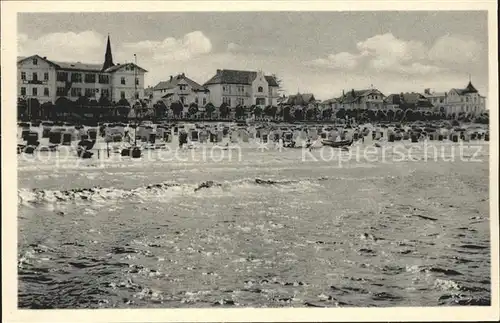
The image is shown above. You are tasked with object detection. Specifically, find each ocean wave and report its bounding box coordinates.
[18,177,330,206]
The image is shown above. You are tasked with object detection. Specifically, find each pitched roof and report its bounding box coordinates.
[463,81,478,94]
[385,92,433,107]
[52,61,103,72]
[339,89,373,104]
[203,69,279,86]
[265,75,279,87]
[153,74,206,91]
[17,55,59,67]
[286,93,316,105]
[104,62,148,73]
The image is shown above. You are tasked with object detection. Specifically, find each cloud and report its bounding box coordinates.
[303,32,482,76]
[122,31,212,61]
[18,30,105,63]
[356,33,427,62]
[304,52,360,70]
[428,34,482,64]
[227,42,243,52]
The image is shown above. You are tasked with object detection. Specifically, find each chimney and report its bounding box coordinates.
[216,69,221,74]
[43,56,47,59]
[424,88,430,95]
[182,72,185,76]
[351,89,355,97]
[342,90,345,96]
[170,75,173,81]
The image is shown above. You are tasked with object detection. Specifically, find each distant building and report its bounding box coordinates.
[422,89,447,112]
[17,35,147,105]
[286,93,317,107]
[337,88,385,110]
[444,81,486,117]
[319,97,341,111]
[152,73,210,116]
[384,92,434,110]
[203,69,280,108]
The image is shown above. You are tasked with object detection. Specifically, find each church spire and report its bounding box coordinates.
[102,34,115,71]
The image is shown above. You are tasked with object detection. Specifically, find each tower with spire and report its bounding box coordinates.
[102,34,115,71]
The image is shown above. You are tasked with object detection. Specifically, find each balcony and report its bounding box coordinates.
[23,80,46,85]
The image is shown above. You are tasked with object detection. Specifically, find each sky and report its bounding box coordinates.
[18,11,489,100]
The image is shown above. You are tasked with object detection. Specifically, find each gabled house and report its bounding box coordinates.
[285,93,317,107]
[203,69,280,108]
[337,88,385,110]
[152,73,210,115]
[384,92,434,110]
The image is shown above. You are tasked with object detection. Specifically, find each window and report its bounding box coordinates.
[21,72,26,80]
[32,88,37,96]
[203,98,207,105]
[85,88,96,97]
[44,72,49,81]
[460,98,463,102]
[70,88,82,97]
[33,58,38,65]
[135,78,139,86]
[57,72,68,82]
[21,87,26,95]
[98,74,109,84]
[120,91,125,99]
[44,88,49,96]
[56,87,66,96]
[32,72,38,81]
[180,96,186,104]
[71,73,82,83]
[237,98,244,105]
[195,97,199,104]
[101,89,110,98]
[258,86,263,92]
[135,92,139,99]
[179,84,186,90]
[121,77,126,85]
[256,97,265,105]
[84,74,96,83]
[466,97,469,102]
[223,85,230,93]
[223,97,231,105]
[440,98,444,103]
[237,85,244,93]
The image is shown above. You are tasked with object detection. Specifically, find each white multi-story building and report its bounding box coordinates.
[203,69,280,108]
[17,35,147,105]
[444,81,486,117]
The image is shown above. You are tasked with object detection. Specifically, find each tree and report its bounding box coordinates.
[336,108,346,120]
[235,105,245,119]
[387,110,395,122]
[294,107,304,121]
[75,95,90,107]
[322,108,333,120]
[219,103,230,119]
[155,100,168,118]
[55,97,75,120]
[27,98,41,120]
[282,106,292,122]
[271,74,285,97]
[170,101,184,118]
[17,97,27,120]
[204,102,216,118]
[253,105,263,118]
[99,95,112,107]
[306,108,315,120]
[40,101,54,120]
[188,102,199,117]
